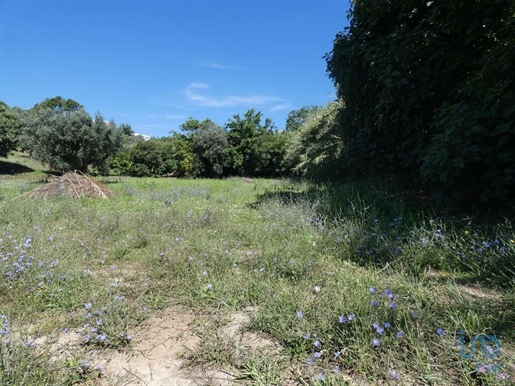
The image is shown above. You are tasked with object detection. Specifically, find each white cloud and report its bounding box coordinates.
[146,113,186,120]
[196,60,244,70]
[163,113,186,120]
[189,82,210,89]
[184,83,285,108]
[270,103,292,112]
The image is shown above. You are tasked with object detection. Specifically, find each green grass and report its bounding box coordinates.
[0,153,514,385]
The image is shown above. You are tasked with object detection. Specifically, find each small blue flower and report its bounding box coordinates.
[339,315,347,324]
[373,338,380,347]
[317,373,325,381]
[348,314,355,321]
[384,322,391,329]
[296,311,303,319]
[302,333,310,340]
[313,351,322,359]
[369,287,376,293]
[206,284,213,290]
[436,328,445,336]
[84,302,92,310]
[390,302,397,309]
[396,331,404,339]
[371,301,379,307]
[79,360,90,369]
[314,340,321,348]
[306,357,314,365]
[389,369,399,379]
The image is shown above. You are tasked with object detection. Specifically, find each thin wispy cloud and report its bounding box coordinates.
[189,82,210,89]
[270,103,292,112]
[164,113,186,120]
[196,60,244,70]
[146,113,186,120]
[184,83,285,108]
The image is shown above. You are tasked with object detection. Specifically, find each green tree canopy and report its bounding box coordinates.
[325,0,515,202]
[285,105,322,132]
[285,100,344,179]
[0,102,22,158]
[21,97,125,173]
[186,118,229,177]
[225,109,279,177]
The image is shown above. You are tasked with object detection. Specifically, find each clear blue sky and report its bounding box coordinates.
[0,0,350,137]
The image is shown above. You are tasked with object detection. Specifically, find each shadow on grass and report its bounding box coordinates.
[248,188,309,210]
[252,182,515,290]
[0,159,35,175]
[445,290,515,341]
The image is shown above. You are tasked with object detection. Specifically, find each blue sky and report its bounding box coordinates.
[0,0,350,137]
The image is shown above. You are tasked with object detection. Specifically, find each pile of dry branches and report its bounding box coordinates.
[18,171,116,199]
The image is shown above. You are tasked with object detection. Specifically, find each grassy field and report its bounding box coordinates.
[1,153,514,385]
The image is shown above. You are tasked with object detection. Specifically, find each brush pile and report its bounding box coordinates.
[18,171,116,199]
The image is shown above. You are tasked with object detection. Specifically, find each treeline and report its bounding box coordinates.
[110,110,292,178]
[0,96,330,179]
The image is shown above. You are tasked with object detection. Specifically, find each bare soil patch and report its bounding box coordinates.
[92,305,277,386]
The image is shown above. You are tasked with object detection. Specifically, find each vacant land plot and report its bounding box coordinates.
[1,155,514,385]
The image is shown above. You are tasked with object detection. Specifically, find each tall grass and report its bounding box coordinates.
[0,162,514,384]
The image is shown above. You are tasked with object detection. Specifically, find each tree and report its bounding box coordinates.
[128,140,165,176]
[285,100,344,179]
[0,102,22,158]
[285,106,322,132]
[325,0,515,202]
[32,96,82,114]
[179,118,229,177]
[118,123,134,137]
[21,97,124,173]
[225,109,279,177]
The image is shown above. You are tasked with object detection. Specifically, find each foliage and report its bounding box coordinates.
[181,118,229,177]
[285,105,322,132]
[225,109,286,177]
[0,102,22,158]
[19,97,125,173]
[325,0,515,203]
[285,100,344,179]
[128,140,165,177]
